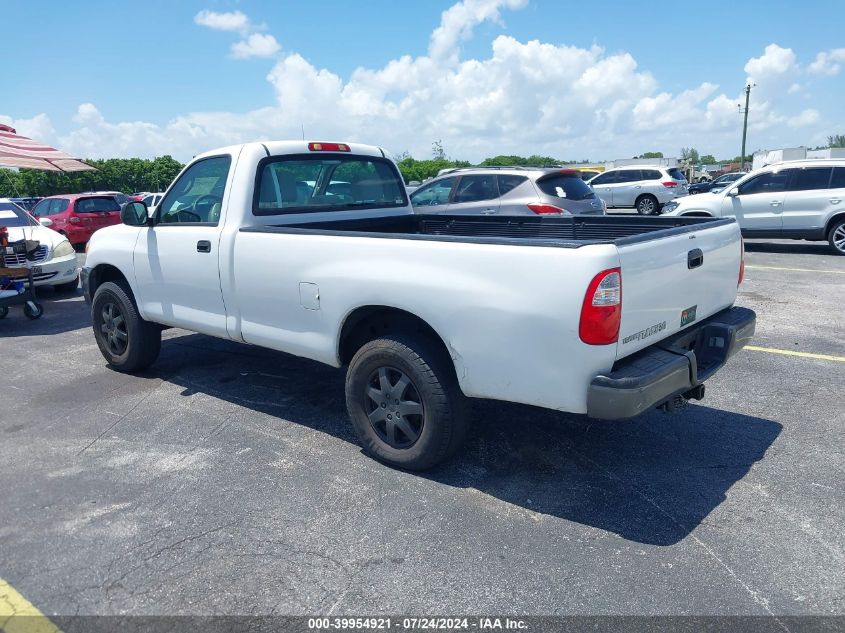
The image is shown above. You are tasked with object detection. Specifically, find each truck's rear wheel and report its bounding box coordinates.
[92,281,161,372]
[345,334,469,470]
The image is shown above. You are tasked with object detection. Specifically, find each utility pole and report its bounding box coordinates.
[738,84,753,169]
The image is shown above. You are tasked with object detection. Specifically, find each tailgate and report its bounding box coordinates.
[615,220,742,360]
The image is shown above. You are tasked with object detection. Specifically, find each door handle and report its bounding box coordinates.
[196,240,211,253]
[481,209,496,215]
[831,199,841,204]
[770,201,781,206]
[688,248,704,269]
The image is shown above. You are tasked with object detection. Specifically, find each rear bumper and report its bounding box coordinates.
[587,306,756,419]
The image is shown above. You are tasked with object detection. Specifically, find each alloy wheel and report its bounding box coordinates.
[365,366,425,449]
[833,224,845,254]
[100,301,128,355]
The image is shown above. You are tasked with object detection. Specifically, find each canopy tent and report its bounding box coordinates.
[0,124,95,172]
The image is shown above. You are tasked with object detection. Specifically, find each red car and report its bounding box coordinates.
[30,194,122,246]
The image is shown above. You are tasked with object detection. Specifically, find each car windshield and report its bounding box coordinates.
[0,202,37,227]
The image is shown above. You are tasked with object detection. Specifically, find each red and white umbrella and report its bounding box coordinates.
[0,123,95,172]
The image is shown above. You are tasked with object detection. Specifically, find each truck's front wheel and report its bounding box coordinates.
[345,334,469,470]
[92,281,161,372]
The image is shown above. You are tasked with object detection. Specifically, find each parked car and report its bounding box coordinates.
[0,200,79,291]
[83,140,754,470]
[660,160,845,254]
[141,192,164,209]
[587,166,689,215]
[688,172,747,195]
[7,197,42,212]
[30,194,123,246]
[579,169,602,181]
[410,167,605,216]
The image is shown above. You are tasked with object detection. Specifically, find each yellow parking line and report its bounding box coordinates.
[745,265,845,274]
[0,577,61,633]
[746,346,845,362]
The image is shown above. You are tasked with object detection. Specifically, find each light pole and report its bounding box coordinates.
[738,84,753,169]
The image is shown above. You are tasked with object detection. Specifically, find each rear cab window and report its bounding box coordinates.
[536,173,596,200]
[255,155,407,215]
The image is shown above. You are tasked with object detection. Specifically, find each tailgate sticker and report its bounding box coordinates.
[681,305,698,327]
[622,321,667,345]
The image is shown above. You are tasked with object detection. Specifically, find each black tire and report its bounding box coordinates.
[92,280,161,371]
[636,195,659,215]
[54,276,79,293]
[828,217,845,255]
[345,334,469,470]
[0,306,8,319]
[23,301,43,320]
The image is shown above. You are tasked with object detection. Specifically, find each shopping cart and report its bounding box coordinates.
[0,237,44,320]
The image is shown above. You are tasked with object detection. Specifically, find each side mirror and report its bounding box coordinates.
[38,217,53,227]
[727,187,739,197]
[121,201,150,226]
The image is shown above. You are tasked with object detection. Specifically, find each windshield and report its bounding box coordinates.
[0,202,37,228]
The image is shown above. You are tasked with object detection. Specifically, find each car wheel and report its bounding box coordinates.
[345,334,469,470]
[92,280,161,371]
[54,276,79,293]
[636,195,659,215]
[23,301,43,320]
[829,217,845,255]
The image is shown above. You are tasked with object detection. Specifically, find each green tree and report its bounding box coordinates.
[431,140,446,160]
[638,151,663,159]
[680,147,700,164]
[828,134,845,148]
[700,154,717,164]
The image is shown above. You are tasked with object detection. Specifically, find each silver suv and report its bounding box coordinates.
[409,167,606,216]
[587,166,689,215]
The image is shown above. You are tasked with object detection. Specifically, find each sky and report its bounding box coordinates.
[3,0,844,163]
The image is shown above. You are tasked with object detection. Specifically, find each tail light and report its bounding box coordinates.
[308,142,350,152]
[738,238,745,286]
[662,181,678,188]
[579,268,622,345]
[527,203,570,215]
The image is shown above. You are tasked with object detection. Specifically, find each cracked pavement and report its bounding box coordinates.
[0,244,843,616]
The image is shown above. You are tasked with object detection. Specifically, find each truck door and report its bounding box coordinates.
[132,155,232,338]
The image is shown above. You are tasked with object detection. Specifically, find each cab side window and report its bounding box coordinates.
[157,156,232,225]
[790,168,833,191]
[831,167,845,189]
[453,175,499,203]
[591,172,618,185]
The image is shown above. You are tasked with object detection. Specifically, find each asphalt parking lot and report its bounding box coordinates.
[1,240,843,619]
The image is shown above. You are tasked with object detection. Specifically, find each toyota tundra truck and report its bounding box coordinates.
[82,141,756,470]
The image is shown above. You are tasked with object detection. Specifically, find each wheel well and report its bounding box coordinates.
[825,212,845,238]
[681,211,713,217]
[338,306,452,367]
[89,264,128,297]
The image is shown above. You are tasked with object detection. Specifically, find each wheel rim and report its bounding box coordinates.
[639,198,655,214]
[99,301,128,355]
[365,366,425,449]
[833,224,845,253]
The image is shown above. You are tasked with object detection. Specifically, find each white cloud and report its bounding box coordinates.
[194,10,251,34]
[428,0,527,61]
[5,9,838,163]
[232,33,281,59]
[787,108,820,128]
[808,48,845,76]
[0,112,55,142]
[787,83,802,94]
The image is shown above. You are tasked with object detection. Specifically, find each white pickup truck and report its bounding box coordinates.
[83,141,756,470]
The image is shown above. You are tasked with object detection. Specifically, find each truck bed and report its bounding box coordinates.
[241,214,735,247]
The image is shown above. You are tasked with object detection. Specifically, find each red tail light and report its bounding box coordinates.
[579,268,622,345]
[308,142,350,152]
[661,181,678,188]
[527,203,569,215]
[738,238,745,286]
